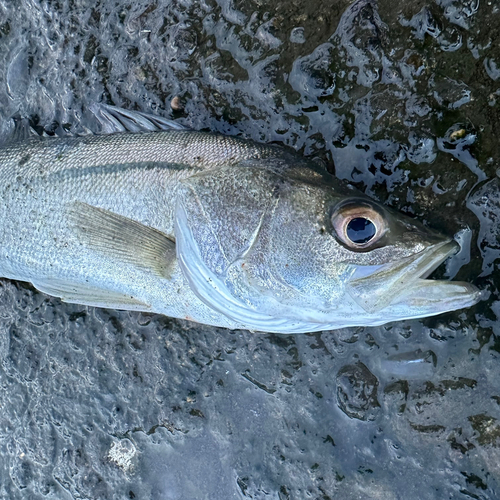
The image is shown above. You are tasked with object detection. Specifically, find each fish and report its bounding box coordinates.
[0,105,480,333]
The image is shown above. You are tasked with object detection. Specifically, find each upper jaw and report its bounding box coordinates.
[347,239,481,315]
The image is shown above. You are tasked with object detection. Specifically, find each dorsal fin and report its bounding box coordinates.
[89,104,187,134]
[0,115,40,147]
[1,105,187,144]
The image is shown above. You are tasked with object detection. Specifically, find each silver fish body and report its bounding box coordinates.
[0,112,481,333]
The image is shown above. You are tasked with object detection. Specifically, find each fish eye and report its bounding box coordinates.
[331,200,387,250]
[346,217,376,244]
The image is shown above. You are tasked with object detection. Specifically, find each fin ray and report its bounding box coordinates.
[90,104,187,134]
[0,116,40,147]
[68,202,176,279]
[32,278,151,310]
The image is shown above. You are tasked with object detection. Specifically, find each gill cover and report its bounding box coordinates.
[174,163,325,333]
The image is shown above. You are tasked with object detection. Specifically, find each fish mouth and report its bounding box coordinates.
[347,239,481,316]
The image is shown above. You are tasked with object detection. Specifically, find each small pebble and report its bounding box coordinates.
[290,27,306,44]
[170,96,183,111]
[449,128,466,141]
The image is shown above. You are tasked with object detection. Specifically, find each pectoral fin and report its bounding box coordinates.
[31,278,150,310]
[68,202,176,278]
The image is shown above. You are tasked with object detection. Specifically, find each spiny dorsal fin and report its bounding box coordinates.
[90,104,187,134]
[0,115,40,147]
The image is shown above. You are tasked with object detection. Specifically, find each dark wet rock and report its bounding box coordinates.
[468,414,500,446]
[467,176,500,275]
[384,380,409,415]
[336,362,380,421]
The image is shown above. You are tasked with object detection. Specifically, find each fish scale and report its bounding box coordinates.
[0,130,282,174]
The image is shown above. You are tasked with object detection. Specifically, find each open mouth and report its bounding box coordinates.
[347,239,481,314]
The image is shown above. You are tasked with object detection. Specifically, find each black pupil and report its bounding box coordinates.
[346,218,376,244]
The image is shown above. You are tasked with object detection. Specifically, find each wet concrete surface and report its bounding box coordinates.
[0,0,499,498]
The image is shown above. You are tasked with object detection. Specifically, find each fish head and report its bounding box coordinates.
[175,162,480,333]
